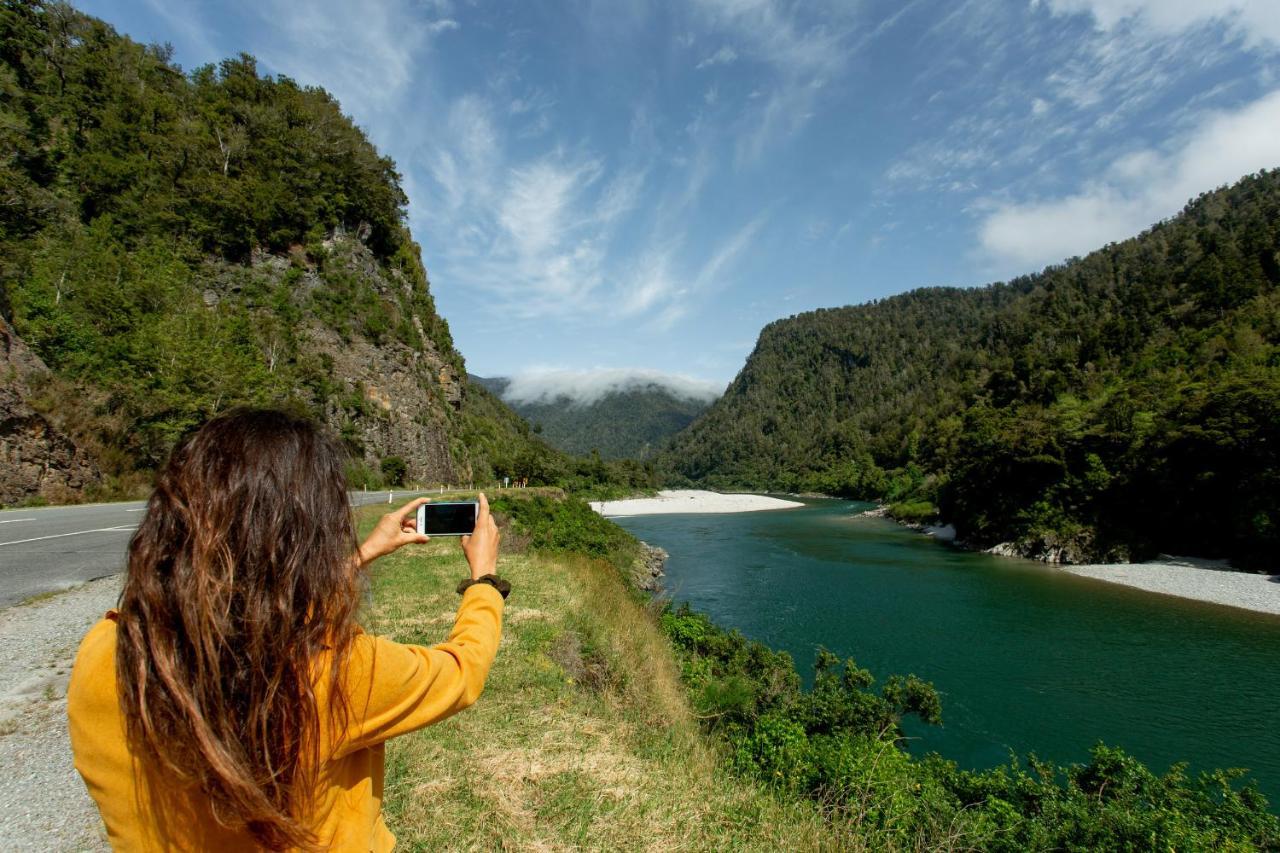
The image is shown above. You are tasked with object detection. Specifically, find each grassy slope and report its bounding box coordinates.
[355,505,835,851]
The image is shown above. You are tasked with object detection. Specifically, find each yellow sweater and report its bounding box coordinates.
[67,583,504,851]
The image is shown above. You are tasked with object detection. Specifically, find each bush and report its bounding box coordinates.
[658,601,1280,849]
[380,456,407,486]
[490,494,640,569]
[887,500,938,524]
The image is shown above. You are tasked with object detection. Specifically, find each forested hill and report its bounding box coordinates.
[0,1,558,502]
[663,170,1280,568]
[475,376,714,460]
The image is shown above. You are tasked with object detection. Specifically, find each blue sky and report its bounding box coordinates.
[77,0,1280,398]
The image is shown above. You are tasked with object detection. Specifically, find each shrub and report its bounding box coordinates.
[380,455,407,486]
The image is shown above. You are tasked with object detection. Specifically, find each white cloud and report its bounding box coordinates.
[1036,0,1280,48]
[695,45,739,68]
[978,89,1280,269]
[690,0,858,164]
[419,94,664,318]
[246,0,458,116]
[430,95,500,210]
[425,18,459,35]
[621,250,679,316]
[694,215,766,291]
[501,368,722,406]
[500,159,603,259]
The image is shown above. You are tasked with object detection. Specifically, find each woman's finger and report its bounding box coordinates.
[393,497,431,522]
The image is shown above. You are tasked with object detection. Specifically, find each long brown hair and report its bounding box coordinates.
[116,408,361,849]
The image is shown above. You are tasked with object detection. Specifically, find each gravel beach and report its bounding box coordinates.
[591,489,804,516]
[1058,557,1280,616]
[0,576,119,851]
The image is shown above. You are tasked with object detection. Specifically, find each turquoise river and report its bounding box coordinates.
[611,497,1280,805]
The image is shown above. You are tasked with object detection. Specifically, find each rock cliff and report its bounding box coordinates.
[0,317,99,505]
[206,232,468,485]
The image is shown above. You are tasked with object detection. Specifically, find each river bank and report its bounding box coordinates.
[1059,558,1280,616]
[858,506,1280,617]
[591,489,804,516]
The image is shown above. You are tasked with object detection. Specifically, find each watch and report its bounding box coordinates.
[456,574,511,599]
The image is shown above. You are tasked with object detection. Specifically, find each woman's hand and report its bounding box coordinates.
[357,497,431,568]
[460,493,500,580]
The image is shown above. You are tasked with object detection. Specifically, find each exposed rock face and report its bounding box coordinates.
[0,317,99,505]
[235,235,465,484]
[308,324,456,484]
[982,531,1129,565]
[632,542,668,592]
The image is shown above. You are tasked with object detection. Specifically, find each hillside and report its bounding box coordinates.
[0,1,551,502]
[663,170,1280,567]
[476,375,714,460]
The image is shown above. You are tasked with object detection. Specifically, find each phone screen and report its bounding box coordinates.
[417,501,478,536]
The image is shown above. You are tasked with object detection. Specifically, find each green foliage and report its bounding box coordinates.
[0,1,486,483]
[0,3,406,260]
[660,603,1280,849]
[662,169,1280,567]
[887,500,937,524]
[345,459,385,490]
[379,455,407,486]
[490,493,640,568]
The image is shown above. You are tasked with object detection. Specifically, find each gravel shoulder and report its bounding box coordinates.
[0,575,120,851]
[1059,557,1280,616]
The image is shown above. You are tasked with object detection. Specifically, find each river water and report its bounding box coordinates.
[611,497,1280,804]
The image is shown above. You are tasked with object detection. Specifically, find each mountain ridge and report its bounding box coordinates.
[473,374,714,460]
[663,169,1280,567]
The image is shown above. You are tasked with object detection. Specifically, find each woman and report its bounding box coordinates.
[67,409,506,850]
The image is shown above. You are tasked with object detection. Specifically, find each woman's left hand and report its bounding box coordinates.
[357,498,432,567]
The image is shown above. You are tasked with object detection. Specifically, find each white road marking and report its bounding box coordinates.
[125,508,146,512]
[0,518,36,524]
[0,525,137,547]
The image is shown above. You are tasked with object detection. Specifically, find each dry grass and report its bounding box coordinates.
[356,507,840,852]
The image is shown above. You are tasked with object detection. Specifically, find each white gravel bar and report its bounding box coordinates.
[1059,557,1280,616]
[591,489,803,517]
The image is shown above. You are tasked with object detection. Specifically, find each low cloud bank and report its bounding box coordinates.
[501,368,723,406]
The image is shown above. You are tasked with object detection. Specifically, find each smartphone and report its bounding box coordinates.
[416,501,478,536]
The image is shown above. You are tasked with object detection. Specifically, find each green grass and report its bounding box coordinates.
[355,505,839,851]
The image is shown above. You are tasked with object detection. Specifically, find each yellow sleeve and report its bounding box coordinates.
[336,582,504,757]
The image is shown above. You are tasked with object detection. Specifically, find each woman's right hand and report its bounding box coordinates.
[460,493,500,579]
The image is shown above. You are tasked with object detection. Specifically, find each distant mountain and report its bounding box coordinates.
[474,375,715,460]
[662,170,1280,568]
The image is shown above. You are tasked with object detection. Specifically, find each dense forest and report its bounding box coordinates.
[475,375,715,460]
[0,0,567,499]
[663,171,1280,567]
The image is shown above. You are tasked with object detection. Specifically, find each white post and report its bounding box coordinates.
[387,491,393,504]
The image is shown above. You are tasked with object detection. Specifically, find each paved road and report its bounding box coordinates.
[0,491,431,609]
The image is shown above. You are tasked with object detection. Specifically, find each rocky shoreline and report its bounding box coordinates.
[632,542,668,593]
